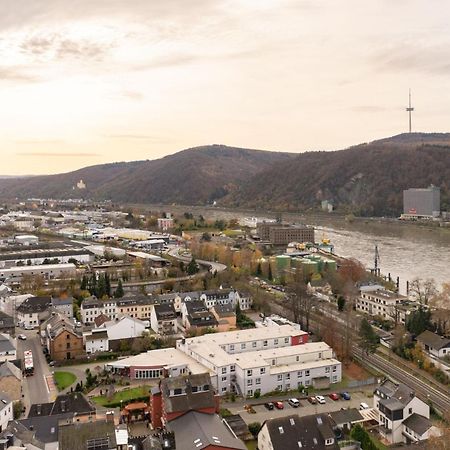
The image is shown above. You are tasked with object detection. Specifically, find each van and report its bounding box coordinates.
[288,398,300,408]
[359,402,369,410]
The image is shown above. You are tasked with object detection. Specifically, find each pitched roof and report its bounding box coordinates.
[213,304,236,318]
[328,408,363,426]
[417,330,450,350]
[402,413,432,436]
[154,303,177,320]
[58,420,117,450]
[265,414,339,450]
[0,360,22,380]
[19,412,73,443]
[376,379,415,406]
[168,411,246,450]
[94,313,110,327]
[0,333,15,353]
[160,373,215,415]
[0,311,14,329]
[16,296,51,313]
[28,393,94,418]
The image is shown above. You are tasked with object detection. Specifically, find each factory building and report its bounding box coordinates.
[402,185,440,219]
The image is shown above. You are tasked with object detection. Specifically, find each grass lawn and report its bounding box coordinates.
[91,385,151,407]
[54,371,77,391]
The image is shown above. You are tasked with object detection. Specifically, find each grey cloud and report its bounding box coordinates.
[374,42,450,75]
[0,66,40,83]
[20,33,114,61]
[17,152,99,157]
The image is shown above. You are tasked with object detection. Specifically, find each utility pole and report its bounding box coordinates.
[406,89,414,133]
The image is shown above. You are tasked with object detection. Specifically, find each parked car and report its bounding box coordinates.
[329,393,339,401]
[307,396,317,404]
[264,402,274,410]
[340,392,351,400]
[315,395,326,404]
[49,361,55,367]
[288,398,300,408]
[274,401,284,410]
[17,334,27,340]
[359,402,369,410]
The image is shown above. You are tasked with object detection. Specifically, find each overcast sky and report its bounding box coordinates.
[2,0,449,175]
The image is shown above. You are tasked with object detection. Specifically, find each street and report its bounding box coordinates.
[17,329,55,411]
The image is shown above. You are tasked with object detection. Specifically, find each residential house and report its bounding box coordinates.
[80,296,118,325]
[150,304,177,335]
[43,313,84,361]
[258,413,339,450]
[150,373,219,428]
[27,392,95,418]
[116,295,155,321]
[373,379,440,444]
[0,393,13,434]
[85,329,109,354]
[84,316,146,352]
[211,304,236,332]
[16,296,52,329]
[51,296,74,319]
[0,311,15,335]
[181,300,218,332]
[0,333,16,362]
[417,330,450,359]
[58,420,118,450]
[328,408,364,433]
[0,361,22,401]
[150,373,244,450]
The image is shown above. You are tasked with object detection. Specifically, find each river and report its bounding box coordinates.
[146,205,450,294]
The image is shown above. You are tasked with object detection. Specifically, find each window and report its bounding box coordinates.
[241,343,246,349]
[305,370,310,377]
[274,339,278,345]
[222,376,227,382]
[247,369,253,376]
[272,359,276,366]
[277,374,282,381]
[325,367,330,373]
[230,365,235,372]
[332,366,337,373]
[297,371,302,377]
[409,407,412,415]
[222,387,227,392]
[247,390,253,396]
[286,373,290,380]
[296,356,299,362]
[284,337,289,343]
[278,427,284,434]
[247,379,253,386]
[173,388,182,395]
[256,378,261,385]
[222,367,227,374]
[230,344,234,351]
[252,341,257,348]
[318,352,322,359]
[263,340,268,346]
[66,342,70,349]
[286,383,290,390]
[260,368,266,374]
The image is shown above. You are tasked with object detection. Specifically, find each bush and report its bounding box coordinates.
[253,390,261,399]
[248,422,262,438]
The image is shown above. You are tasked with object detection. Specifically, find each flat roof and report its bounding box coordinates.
[0,263,76,272]
[106,348,210,374]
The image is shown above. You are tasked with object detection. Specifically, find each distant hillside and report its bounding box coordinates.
[224,133,450,216]
[0,145,293,205]
[1,134,449,216]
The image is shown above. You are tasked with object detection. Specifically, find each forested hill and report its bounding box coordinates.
[224,133,450,216]
[1,134,449,217]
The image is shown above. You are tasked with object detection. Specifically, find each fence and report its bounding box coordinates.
[347,377,376,388]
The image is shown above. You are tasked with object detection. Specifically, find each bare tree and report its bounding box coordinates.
[287,270,314,331]
[409,278,438,305]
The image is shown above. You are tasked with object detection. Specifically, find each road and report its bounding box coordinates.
[166,246,227,273]
[17,329,55,411]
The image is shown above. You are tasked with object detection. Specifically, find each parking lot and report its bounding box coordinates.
[225,391,374,424]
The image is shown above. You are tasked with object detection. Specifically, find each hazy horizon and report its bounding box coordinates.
[2,0,450,175]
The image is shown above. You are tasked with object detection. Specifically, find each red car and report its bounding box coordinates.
[274,401,284,409]
[329,393,339,401]
[307,396,317,405]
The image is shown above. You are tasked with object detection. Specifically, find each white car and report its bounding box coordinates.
[315,395,326,404]
[17,334,27,340]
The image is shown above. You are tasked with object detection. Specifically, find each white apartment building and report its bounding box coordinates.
[373,379,440,445]
[356,285,408,321]
[176,325,341,396]
[0,263,76,283]
[80,297,118,324]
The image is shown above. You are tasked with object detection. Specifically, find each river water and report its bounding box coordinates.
[148,205,450,294]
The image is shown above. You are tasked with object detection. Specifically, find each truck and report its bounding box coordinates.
[23,350,34,376]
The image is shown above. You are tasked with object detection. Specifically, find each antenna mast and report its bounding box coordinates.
[406,89,414,133]
[374,244,380,275]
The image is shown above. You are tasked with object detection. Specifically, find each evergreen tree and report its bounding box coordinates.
[114,279,124,298]
[406,306,433,336]
[268,263,273,281]
[256,262,262,277]
[80,275,88,291]
[104,272,111,297]
[359,318,379,355]
[186,257,200,275]
[97,274,107,298]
